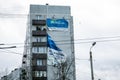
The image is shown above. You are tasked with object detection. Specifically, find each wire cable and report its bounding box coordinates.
[1,38,120,49]
[1,35,120,46]
[0,49,23,55]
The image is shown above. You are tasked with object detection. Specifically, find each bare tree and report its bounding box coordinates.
[53,58,75,80]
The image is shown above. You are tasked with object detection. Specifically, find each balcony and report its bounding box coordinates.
[32,54,47,59]
[32,42,47,47]
[32,20,46,26]
[33,77,47,80]
[32,66,47,71]
[32,30,47,36]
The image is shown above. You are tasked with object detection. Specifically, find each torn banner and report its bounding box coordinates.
[47,34,66,65]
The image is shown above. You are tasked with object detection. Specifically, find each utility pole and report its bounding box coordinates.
[89,42,96,80]
[5,68,8,80]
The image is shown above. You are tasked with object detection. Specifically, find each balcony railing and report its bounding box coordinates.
[32,66,47,71]
[33,77,47,80]
[32,42,47,47]
[32,30,47,36]
[32,54,47,59]
[32,20,46,26]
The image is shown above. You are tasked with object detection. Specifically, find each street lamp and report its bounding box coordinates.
[90,42,96,80]
[0,46,16,49]
[0,44,5,45]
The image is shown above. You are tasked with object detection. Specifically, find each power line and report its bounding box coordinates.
[0,13,28,18]
[0,38,119,49]
[5,38,119,49]
[0,13,71,18]
[76,58,89,61]
[0,38,119,55]
[0,49,22,55]
[74,36,120,41]
[1,35,120,46]
[1,43,24,45]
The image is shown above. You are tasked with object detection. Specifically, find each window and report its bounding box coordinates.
[37,59,42,66]
[36,15,46,20]
[36,15,42,20]
[42,59,47,65]
[35,71,47,77]
[32,37,47,42]
[37,59,47,66]
[32,47,47,53]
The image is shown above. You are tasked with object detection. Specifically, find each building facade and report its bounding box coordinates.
[22,4,76,80]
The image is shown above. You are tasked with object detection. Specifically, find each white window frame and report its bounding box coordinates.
[32,37,47,42]
[37,59,47,66]
[35,71,47,77]
[32,47,47,53]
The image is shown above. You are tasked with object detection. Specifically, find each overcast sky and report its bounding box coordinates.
[0,0,120,80]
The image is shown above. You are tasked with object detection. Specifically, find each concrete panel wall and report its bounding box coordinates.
[30,4,75,80]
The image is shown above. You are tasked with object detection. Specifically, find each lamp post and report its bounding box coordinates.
[0,44,16,49]
[0,46,16,49]
[0,44,5,45]
[90,42,96,80]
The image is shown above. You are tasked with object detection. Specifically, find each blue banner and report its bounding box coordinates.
[47,35,61,51]
[47,34,66,65]
[46,18,68,29]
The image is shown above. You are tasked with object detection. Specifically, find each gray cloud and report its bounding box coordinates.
[0,0,120,80]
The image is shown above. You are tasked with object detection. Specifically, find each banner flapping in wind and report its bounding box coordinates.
[47,34,66,65]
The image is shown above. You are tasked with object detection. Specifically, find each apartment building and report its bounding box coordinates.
[22,4,76,80]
